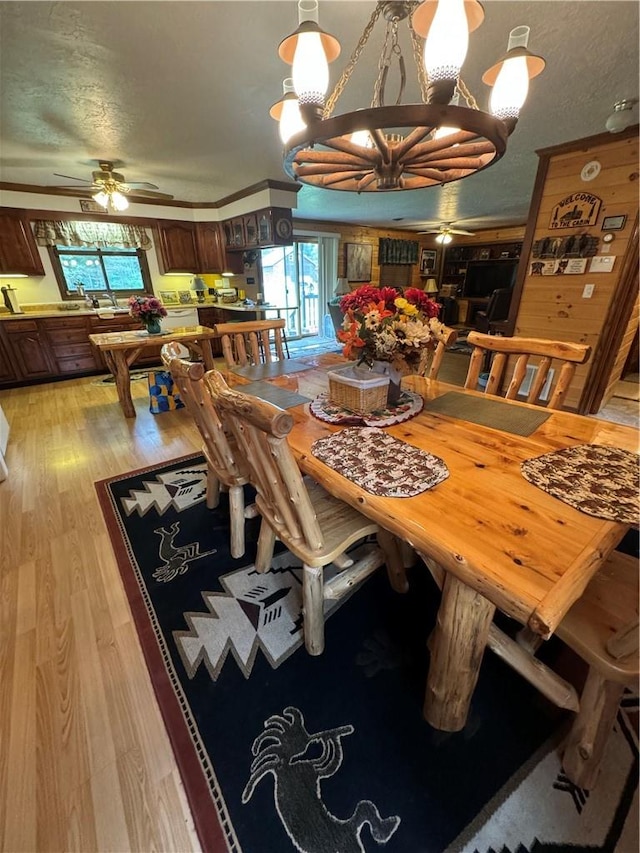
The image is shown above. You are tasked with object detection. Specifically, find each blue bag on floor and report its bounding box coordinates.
[148,370,185,414]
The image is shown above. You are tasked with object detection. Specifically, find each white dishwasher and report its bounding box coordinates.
[163,306,200,330]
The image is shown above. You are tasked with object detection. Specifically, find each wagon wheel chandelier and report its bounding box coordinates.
[270,0,545,193]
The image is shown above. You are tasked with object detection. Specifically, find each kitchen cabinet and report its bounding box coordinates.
[154,220,237,274]
[87,314,163,368]
[0,328,19,384]
[153,220,200,274]
[40,316,98,375]
[3,319,55,379]
[0,210,45,276]
[222,207,293,251]
[195,222,225,272]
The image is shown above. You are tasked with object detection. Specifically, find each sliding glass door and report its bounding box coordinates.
[260,241,319,339]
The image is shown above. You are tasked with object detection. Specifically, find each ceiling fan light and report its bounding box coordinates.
[92,190,109,208]
[435,232,453,244]
[110,191,129,211]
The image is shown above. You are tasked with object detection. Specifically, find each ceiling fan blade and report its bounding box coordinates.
[53,172,91,183]
[450,229,474,235]
[127,189,174,200]
[126,181,160,190]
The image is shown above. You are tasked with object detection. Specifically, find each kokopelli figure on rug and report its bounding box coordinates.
[242,706,400,852]
[153,522,216,583]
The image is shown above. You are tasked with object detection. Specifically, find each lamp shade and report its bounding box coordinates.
[424,278,439,294]
[335,277,350,296]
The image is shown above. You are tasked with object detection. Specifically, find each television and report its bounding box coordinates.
[463,260,519,299]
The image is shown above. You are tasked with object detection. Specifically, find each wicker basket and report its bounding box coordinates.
[327,365,389,415]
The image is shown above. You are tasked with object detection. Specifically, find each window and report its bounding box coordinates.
[50,245,152,300]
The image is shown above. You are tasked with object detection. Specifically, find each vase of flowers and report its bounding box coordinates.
[128,295,168,335]
[337,285,444,405]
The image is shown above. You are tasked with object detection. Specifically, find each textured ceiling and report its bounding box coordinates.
[0,1,638,232]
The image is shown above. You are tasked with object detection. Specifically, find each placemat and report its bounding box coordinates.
[231,359,310,380]
[311,427,449,497]
[310,390,424,427]
[521,444,639,524]
[237,381,310,410]
[423,392,551,436]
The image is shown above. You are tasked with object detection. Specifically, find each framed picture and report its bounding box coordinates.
[346,242,373,282]
[420,249,437,274]
[159,290,179,305]
[178,290,193,304]
[602,214,627,231]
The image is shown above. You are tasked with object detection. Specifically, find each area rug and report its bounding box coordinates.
[96,455,638,853]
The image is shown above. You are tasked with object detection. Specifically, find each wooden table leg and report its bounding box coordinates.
[200,339,215,370]
[106,349,136,418]
[424,572,495,731]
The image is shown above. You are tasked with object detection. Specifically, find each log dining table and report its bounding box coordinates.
[225,353,638,732]
[89,325,218,418]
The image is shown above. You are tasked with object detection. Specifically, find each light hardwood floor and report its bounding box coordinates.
[0,359,633,851]
[0,374,203,852]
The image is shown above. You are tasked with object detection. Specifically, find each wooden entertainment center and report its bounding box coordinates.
[440,240,523,327]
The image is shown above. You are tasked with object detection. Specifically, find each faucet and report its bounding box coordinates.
[104,291,119,307]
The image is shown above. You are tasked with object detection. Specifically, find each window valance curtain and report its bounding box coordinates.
[378,238,419,265]
[33,220,151,250]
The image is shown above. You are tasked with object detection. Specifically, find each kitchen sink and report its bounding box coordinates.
[94,308,129,317]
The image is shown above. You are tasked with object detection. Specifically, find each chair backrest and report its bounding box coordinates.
[214,319,287,368]
[160,342,247,487]
[204,369,325,553]
[485,287,513,322]
[428,324,458,380]
[465,331,592,409]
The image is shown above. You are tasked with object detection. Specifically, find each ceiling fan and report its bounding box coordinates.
[418,223,475,244]
[52,160,174,210]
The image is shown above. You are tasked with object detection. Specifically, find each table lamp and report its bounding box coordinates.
[191,276,207,303]
[424,278,439,295]
[335,277,350,297]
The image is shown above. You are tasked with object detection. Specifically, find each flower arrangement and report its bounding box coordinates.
[127,295,168,326]
[337,285,445,374]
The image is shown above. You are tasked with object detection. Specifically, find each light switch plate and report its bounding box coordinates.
[582,284,595,298]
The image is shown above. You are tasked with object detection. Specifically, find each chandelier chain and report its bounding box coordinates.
[457,78,479,110]
[323,4,384,118]
[409,25,429,103]
[372,15,405,107]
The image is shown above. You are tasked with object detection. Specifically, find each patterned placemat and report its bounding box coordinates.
[238,381,310,410]
[311,427,449,497]
[521,444,639,524]
[231,359,311,380]
[423,392,551,436]
[310,391,424,427]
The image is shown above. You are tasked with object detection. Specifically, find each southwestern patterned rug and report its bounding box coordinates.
[96,454,638,853]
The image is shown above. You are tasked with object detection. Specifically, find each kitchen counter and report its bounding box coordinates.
[215,302,288,313]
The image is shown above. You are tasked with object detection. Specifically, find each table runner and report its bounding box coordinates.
[310,390,424,427]
[238,380,310,410]
[521,444,639,524]
[231,358,311,380]
[423,392,551,436]
[311,427,449,497]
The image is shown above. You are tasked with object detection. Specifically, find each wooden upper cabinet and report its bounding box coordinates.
[154,220,227,274]
[153,221,200,274]
[222,207,294,251]
[195,223,225,273]
[0,211,45,276]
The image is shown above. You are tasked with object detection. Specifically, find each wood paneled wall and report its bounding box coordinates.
[513,129,639,410]
[293,218,441,290]
[293,219,527,291]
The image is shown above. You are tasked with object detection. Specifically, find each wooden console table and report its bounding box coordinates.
[88,325,217,418]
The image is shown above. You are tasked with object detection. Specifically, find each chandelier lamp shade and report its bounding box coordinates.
[271,0,545,193]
